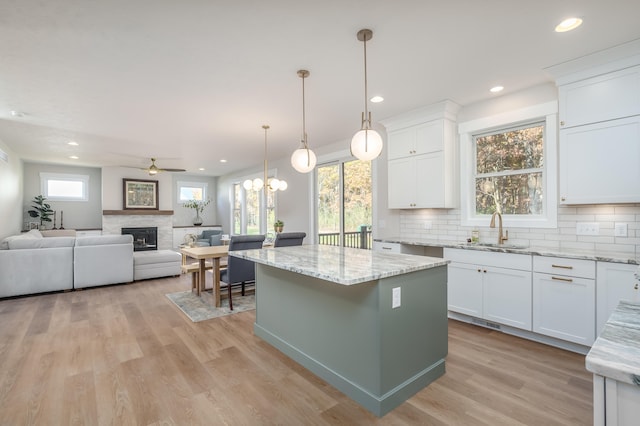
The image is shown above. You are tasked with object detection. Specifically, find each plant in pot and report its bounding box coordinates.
[274,219,284,233]
[27,195,54,229]
[183,199,210,226]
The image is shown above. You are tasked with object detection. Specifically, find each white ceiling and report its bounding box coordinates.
[1,0,640,176]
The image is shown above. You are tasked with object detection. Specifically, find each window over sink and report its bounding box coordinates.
[459,101,558,228]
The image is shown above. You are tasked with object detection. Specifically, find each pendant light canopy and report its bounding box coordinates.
[243,125,287,192]
[291,69,317,173]
[351,28,383,161]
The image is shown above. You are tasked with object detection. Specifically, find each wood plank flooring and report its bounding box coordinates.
[0,275,592,425]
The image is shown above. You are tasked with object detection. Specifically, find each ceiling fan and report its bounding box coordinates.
[141,158,186,176]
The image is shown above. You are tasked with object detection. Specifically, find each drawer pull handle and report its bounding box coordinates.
[382,247,392,250]
[551,264,573,269]
[552,276,573,283]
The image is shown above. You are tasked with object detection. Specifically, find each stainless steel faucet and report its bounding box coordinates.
[490,211,509,245]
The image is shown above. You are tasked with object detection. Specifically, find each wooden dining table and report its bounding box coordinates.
[180,245,229,307]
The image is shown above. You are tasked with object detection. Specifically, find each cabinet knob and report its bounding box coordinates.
[561,196,566,202]
[635,283,638,290]
[483,269,487,273]
[560,121,565,126]
[477,269,481,273]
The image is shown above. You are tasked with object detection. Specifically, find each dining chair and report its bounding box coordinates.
[220,234,265,310]
[273,232,306,247]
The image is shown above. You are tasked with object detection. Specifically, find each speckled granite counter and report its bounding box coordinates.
[229,244,448,285]
[237,244,449,417]
[375,237,639,265]
[587,300,640,385]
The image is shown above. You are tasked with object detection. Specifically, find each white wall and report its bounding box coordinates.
[23,162,102,230]
[0,140,23,239]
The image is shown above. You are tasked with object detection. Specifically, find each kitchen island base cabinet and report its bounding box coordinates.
[593,375,640,426]
[253,264,448,417]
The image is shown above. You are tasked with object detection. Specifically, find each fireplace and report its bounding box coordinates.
[122,227,157,251]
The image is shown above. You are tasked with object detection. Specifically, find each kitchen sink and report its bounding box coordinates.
[471,243,528,250]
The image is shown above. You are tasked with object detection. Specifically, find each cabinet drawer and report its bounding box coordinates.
[533,256,595,279]
[444,248,531,270]
[373,241,402,253]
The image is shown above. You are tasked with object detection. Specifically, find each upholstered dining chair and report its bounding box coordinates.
[273,232,306,247]
[197,229,223,246]
[220,234,265,310]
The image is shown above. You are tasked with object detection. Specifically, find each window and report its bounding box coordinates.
[177,181,208,202]
[40,173,89,201]
[459,102,557,228]
[316,158,372,249]
[231,173,279,235]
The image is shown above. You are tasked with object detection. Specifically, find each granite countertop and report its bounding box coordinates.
[586,300,640,386]
[229,244,448,286]
[375,237,639,265]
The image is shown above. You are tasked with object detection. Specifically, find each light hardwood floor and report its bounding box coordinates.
[0,275,592,425]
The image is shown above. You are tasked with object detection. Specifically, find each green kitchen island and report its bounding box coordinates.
[229,245,449,417]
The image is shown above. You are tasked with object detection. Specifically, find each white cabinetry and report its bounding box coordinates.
[556,64,640,205]
[383,101,460,209]
[596,262,639,335]
[445,248,532,330]
[593,372,640,426]
[532,256,596,346]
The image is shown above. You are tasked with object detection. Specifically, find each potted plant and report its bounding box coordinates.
[27,195,54,229]
[183,199,211,226]
[274,219,284,233]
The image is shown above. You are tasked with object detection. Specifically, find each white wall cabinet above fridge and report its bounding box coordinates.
[382,100,460,209]
[551,47,640,205]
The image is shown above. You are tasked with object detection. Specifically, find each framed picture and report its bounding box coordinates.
[123,178,159,210]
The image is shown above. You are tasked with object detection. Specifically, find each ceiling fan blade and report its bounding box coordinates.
[160,168,186,172]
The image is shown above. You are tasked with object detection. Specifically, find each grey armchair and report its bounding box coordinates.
[197,229,223,246]
[220,234,265,310]
[273,232,306,247]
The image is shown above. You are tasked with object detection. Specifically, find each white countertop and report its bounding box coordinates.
[229,244,448,285]
[586,300,640,386]
[375,237,639,265]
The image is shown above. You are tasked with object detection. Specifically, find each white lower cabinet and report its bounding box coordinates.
[532,256,596,346]
[445,248,532,331]
[593,374,640,426]
[596,262,640,335]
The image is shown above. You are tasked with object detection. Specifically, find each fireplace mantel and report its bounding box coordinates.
[103,210,174,215]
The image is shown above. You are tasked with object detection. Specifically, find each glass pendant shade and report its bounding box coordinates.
[351,128,383,161]
[291,147,317,173]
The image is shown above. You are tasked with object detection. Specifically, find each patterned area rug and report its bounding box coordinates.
[166,290,255,322]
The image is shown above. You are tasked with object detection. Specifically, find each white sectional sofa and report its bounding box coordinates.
[0,230,135,298]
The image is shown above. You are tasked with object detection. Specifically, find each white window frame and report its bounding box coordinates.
[40,172,89,201]
[459,101,558,229]
[230,169,279,235]
[177,181,208,202]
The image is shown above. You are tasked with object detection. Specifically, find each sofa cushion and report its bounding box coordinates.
[0,229,42,250]
[9,236,75,250]
[76,234,133,246]
[41,229,77,237]
[133,250,181,265]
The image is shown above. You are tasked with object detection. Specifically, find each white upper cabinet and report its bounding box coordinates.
[559,65,640,128]
[383,100,460,209]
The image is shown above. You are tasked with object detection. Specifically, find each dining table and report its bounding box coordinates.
[180,245,229,307]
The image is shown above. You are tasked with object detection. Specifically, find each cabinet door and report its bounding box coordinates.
[415,152,444,207]
[387,127,416,160]
[596,262,639,335]
[559,66,640,128]
[533,272,595,345]
[559,116,640,204]
[483,267,532,330]
[447,262,483,317]
[415,120,444,155]
[388,157,416,208]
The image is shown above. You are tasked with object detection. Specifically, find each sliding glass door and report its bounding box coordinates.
[316,159,372,249]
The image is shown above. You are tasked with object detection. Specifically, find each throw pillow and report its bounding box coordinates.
[0,229,43,250]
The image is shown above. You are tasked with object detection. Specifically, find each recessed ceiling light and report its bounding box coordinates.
[68,141,79,146]
[220,159,227,163]
[198,167,205,171]
[370,96,384,103]
[490,86,504,93]
[69,155,79,159]
[555,17,583,32]
[10,110,25,118]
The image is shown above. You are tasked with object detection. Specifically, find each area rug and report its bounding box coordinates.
[166,291,255,322]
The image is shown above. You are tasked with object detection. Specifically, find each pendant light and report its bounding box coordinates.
[351,28,383,161]
[291,69,317,173]
[243,125,287,192]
